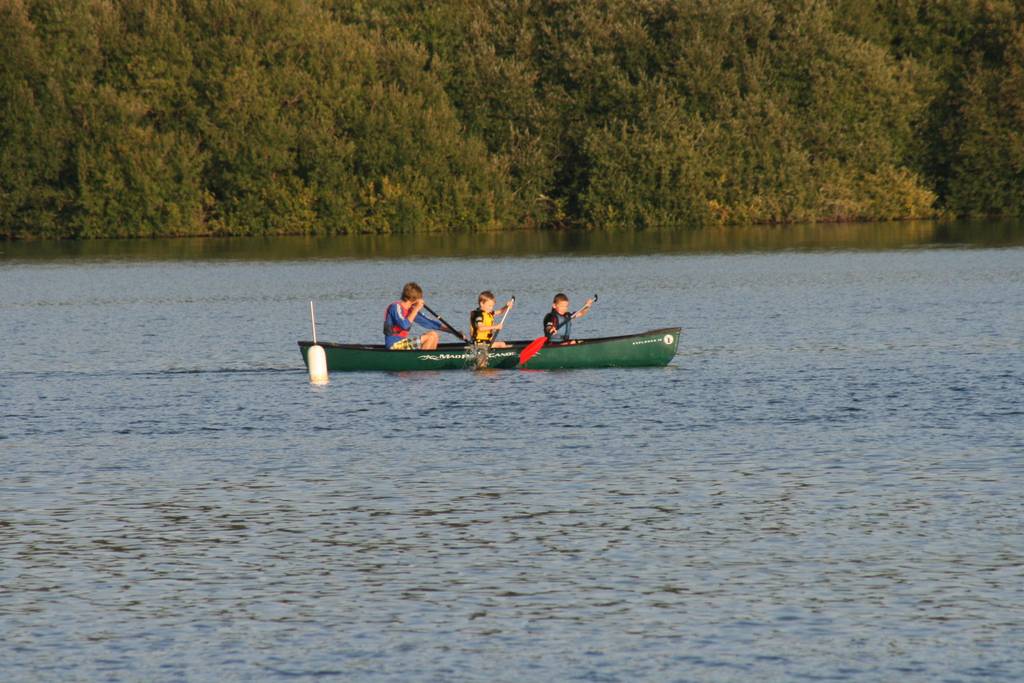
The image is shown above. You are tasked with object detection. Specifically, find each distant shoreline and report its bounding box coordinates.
[3,213,1002,243]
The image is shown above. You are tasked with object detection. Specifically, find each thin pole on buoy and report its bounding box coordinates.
[307,300,329,385]
[310,300,318,344]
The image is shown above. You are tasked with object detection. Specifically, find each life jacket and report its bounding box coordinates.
[471,308,494,343]
[546,311,572,342]
[383,301,411,339]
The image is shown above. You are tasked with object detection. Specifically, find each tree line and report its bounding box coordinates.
[2,0,1022,239]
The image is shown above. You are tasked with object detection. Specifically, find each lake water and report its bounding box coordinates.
[2,222,1023,682]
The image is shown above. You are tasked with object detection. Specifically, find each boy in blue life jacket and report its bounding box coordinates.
[383,282,447,350]
[543,293,593,344]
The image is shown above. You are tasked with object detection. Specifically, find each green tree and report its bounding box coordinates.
[1,0,1020,239]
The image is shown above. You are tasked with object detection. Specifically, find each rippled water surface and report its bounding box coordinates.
[2,225,1023,681]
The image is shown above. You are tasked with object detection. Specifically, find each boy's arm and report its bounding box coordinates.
[405,300,431,326]
[478,314,502,332]
[573,298,595,319]
[389,303,413,330]
[416,314,444,332]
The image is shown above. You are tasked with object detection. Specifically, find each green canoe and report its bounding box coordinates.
[298,327,681,372]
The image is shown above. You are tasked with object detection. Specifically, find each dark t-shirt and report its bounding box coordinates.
[543,311,572,342]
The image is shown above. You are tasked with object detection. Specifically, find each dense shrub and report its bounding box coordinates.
[1,0,1021,238]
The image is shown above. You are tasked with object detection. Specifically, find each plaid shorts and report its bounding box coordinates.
[389,336,423,351]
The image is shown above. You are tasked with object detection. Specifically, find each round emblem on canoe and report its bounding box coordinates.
[663,334,674,345]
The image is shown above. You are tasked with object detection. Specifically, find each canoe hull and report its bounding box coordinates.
[298,328,681,372]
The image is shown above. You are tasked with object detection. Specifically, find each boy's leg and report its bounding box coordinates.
[421,331,439,350]
[492,341,509,348]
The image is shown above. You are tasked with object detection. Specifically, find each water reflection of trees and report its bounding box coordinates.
[3,220,1023,263]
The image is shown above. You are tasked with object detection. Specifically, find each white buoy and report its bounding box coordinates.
[308,300,329,385]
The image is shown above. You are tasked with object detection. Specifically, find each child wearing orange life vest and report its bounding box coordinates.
[470,290,514,348]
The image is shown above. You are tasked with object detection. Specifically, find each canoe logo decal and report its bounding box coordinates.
[418,353,470,361]
[418,351,516,361]
[633,334,674,346]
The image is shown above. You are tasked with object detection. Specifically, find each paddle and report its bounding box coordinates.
[422,302,470,343]
[487,296,515,345]
[518,294,597,366]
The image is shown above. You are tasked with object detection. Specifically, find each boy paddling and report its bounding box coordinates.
[384,282,455,350]
[543,293,594,344]
[470,291,514,348]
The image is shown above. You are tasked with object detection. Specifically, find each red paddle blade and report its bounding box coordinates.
[518,336,547,365]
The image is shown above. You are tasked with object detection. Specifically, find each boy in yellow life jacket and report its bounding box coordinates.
[470,290,514,347]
